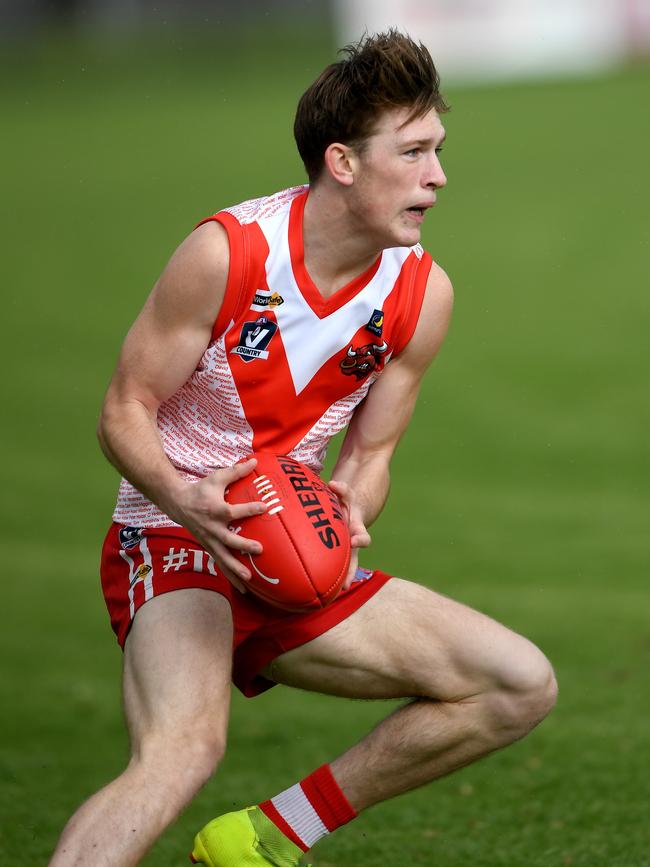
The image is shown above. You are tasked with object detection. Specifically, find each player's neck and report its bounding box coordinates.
[302,186,382,299]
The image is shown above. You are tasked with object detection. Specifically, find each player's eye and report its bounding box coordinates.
[435,147,444,155]
[404,148,420,157]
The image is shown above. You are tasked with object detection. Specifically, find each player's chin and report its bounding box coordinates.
[395,219,422,246]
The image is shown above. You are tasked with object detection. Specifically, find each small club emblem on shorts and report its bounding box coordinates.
[130,563,152,587]
[353,567,373,583]
[119,526,144,550]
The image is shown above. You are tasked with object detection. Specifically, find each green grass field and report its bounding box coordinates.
[1,25,649,867]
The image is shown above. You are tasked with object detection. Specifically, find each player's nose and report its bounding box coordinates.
[424,154,447,190]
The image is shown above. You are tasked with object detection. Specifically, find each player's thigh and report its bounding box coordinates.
[264,578,549,701]
[123,588,234,750]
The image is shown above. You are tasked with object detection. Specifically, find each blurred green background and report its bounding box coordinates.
[1,13,649,867]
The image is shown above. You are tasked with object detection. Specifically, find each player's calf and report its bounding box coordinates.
[48,732,227,867]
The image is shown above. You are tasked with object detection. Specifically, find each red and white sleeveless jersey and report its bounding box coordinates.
[113,186,432,527]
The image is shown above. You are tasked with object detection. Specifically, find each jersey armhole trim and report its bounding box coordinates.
[195,211,250,341]
[392,251,433,357]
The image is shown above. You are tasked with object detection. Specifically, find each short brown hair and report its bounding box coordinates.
[294,29,449,184]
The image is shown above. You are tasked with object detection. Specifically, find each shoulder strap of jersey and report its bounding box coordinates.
[195,212,270,340]
[391,250,433,357]
[195,211,248,340]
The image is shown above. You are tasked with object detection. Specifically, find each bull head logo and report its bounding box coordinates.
[339,341,388,380]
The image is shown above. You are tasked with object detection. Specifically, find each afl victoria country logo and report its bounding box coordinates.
[231,316,278,362]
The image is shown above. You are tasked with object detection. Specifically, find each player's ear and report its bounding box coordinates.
[323,142,355,187]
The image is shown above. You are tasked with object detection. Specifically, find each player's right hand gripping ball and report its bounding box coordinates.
[225,453,351,611]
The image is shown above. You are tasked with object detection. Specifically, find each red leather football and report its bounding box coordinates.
[225,453,351,611]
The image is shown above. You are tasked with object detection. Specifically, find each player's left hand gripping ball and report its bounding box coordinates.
[225,454,351,611]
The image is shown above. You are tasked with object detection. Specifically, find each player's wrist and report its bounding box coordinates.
[154,473,198,527]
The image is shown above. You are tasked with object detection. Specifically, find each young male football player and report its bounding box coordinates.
[49,30,557,867]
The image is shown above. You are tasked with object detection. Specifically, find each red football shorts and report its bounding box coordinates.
[100,523,392,697]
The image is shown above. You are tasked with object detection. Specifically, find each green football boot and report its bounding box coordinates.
[190,806,305,867]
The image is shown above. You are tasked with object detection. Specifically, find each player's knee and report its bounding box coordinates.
[490,643,557,741]
[178,730,227,789]
[138,726,226,796]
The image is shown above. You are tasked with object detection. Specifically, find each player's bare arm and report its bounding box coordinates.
[330,261,454,584]
[97,221,265,586]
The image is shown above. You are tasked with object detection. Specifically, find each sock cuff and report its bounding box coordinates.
[300,763,357,831]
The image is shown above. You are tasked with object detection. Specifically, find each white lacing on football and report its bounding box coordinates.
[254,474,284,515]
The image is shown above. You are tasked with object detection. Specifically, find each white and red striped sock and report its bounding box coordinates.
[259,764,357,852]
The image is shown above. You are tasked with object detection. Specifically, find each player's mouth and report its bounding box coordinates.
[405,202,434,223]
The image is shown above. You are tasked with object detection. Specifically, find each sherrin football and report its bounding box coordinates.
[225,453,351,611]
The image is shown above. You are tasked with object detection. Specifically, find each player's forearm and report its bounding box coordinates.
[330,449,391,528]
[97,397,187,523]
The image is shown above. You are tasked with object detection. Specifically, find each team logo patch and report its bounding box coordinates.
[365,309,384,337]
[340,341,389,380]
[119,526,144,550]
[231,316,278,362]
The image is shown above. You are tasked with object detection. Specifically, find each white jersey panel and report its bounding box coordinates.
[259,217,410,395]
[222,185,307,225]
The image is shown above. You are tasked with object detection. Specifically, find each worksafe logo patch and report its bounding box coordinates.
[231,316,278,362]
[252,291,285,310]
